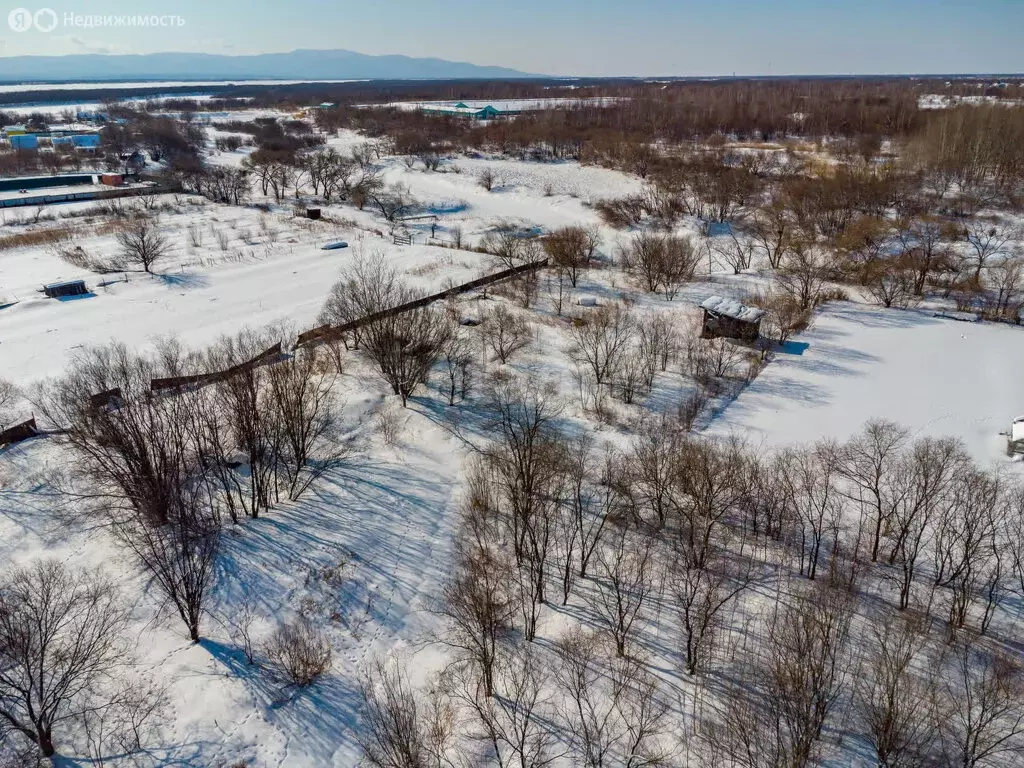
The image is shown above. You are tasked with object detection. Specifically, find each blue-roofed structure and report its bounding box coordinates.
[10,134,39,150]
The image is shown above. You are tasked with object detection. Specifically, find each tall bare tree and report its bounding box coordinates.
[357,659,458,768]
[592,525,656,657]
[568,304,635,388]
[484,304,533,365]
[856,614,939,768]
[938,638,1024,768]
[837,419,909,563]
[544,225,601,287]
[116,215,169,274]
[0,561,131,758]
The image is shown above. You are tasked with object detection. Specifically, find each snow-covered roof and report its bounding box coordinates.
[700,295,765,323]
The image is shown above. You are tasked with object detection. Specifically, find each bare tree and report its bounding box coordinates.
[441,331,473,406]
[0,379,18,429]
[449,645,560,768]
[483,224,531,269]
[635,314,678,387]
[357,659,458,768]
[712,226,757,274]
[205,330,279,520]
[620,233,700,299]
[963,220,1017,282]
[116,215,169,273]
[673,542,755,675]
[775,241,832,310]
[938,638,1024,768]
[866,262,920,309]
[343,264,454,407]
[568,303,635,388]
[265,349,351,500]
[114,484,220,643]
[0,561,131,758]
[555,629,670,768]
[887,436,970,610]
[762,583,853,768]
[440,544,515,699]
[837,419,909,563]
[894,217,955,296]
[481,374,564,565]
[592,525,656,657]
[749,199,793,270]
[544,226,601,287]
[988,256,1024,319]
[483,304,533,365]
[33,342,221,642]
[370,183,417,222]
[856,614,939,768]
[932,468,1001,631]
[781,441,843,581]
[479,168,497,191]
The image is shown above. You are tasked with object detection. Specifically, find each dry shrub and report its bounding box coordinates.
[594,195,647,228]
[53,244,121,274]
[375,404,403,447]
[743,289,812,345]
[677,385,710,431]
[263,617,332,687]
[0,225,74,251]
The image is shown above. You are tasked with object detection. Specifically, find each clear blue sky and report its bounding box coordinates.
[1,0,1021,76]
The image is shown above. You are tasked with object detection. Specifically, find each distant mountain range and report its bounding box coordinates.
[0,49,538,83]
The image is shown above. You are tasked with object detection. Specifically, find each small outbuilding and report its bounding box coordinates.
[0,418,37,447]
[43,280,88,299]
[699,295,765,342]
[1008,417,1024,456]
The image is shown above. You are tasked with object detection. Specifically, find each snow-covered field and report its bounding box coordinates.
[712,302,1024,467]
[0,198,495,386]
[2,112,1024,766]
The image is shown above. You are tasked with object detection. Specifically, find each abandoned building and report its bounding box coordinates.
[699,295,765,342]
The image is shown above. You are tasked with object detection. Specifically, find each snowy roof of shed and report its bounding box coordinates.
[700,295,765,322]
[44,279,86,290]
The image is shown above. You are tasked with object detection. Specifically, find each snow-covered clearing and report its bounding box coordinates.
[711,302,1024,467]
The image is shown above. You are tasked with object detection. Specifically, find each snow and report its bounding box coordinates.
[3,110,1024,765]
[0,206,496,387]
[710,302,1024,468]
[700,294,765,322]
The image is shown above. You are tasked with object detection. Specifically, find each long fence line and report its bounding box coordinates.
[1,257,550,445]
[295,257,549,348]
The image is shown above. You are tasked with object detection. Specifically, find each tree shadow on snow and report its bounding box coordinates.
[154,271,211,291]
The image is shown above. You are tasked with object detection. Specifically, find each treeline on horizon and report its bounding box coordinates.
[3,75,1022,132]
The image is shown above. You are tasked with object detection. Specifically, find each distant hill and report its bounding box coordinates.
[0,48,538,83]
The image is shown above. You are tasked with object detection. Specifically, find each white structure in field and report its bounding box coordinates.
[1009,416,1024,455]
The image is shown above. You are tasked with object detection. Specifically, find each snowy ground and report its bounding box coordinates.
[711,302,1024,468]
[2,113,1024,766]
